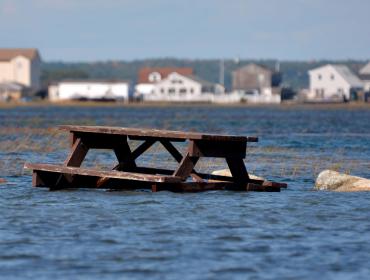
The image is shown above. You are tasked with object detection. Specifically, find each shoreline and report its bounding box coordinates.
[1,100,370,110]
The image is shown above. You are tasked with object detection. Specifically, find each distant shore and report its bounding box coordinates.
[1,100,370,110]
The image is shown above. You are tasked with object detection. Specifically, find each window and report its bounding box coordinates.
[331,74,335,80]
[160,88,164,94]
[168,88,175,94]
[190,88,194,94]
[318,74,322,80]
[149,72,161,82]
[179,88,187,93]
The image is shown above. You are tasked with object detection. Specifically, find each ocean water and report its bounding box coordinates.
[0,105,370,279]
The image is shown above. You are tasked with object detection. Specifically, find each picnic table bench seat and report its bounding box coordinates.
[24,125,287,192]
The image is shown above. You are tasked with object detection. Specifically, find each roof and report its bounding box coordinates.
[309,64,363,87]
[60,79,130,84]
[185,74,215,87]
[0,48,39,61]
[138,67,193,83]
[0,82,26,91]
[359,62,370,75]
[233,63,273,74]
[359,74,370,81]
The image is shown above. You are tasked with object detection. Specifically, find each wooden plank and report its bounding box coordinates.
[113,138,136,170]
[160,140,183,162]
[160,140,203,182]
[64,138,89,167]
[24,163,182,183]
[131,139,156,159]
[189,140,247,158]
[246,183,280,192]
[173,153,199,181]
[59,125,255,142]
[226,157,249,183]
[73,133,128,149]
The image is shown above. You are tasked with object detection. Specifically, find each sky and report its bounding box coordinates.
[0,0,369,62]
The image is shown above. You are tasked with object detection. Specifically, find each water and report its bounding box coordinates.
[1,105,370,279]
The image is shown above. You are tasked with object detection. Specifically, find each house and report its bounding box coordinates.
[143,72,224,102]
[0,82,26,102]
[307,64,363,102]
[135,67,193,99]
[48,80,130,102]
[0,48,41,92]
[231,63,282,103]
[359,62,370,92]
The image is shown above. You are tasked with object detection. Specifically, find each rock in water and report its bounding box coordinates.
[0,178,6,184]
[315,170,370,192]
[211,169,265,181]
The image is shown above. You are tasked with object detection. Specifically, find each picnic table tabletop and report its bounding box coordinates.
[59,125,259,142]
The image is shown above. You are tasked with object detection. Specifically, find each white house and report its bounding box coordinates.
[135,67,193,99]
[307,64,363,101]
[143,72,224,102]
[0,48,41,91]
[359,62,370,92]
[48,80,130,102]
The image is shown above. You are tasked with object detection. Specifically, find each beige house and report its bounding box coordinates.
[0,48,41,91]
[231,63,282,103]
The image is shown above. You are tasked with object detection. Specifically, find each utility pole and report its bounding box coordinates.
[219,58,224,86]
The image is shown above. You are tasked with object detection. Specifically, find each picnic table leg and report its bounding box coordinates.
[47,137,89,189]
[173,153,199,181]
[160,140,203,182]
[113,138,137,171]
[64,137,89,167]
[226,157,249,188]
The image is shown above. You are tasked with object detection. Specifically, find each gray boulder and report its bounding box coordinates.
[315,170,370,192]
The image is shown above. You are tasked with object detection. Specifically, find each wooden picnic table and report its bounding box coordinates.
[24,125,287,192]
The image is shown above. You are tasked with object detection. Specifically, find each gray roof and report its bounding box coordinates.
[331,65,363,87]
[0,82,25,91]
[185,75,215,87]
[359,62,370,75]
[359,74,370,81]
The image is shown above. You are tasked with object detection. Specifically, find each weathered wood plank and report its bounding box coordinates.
[24,163,182,183]
[64,138,89,167]
[189,140,247,158]
[173,153,199,181]
[160,140,203,182]
[59,125,256,142]
[131,139,156,159]
[226,157,250,183]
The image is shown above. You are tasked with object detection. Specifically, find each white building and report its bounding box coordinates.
[359,62,370,92]
[48,80,130,102]
[143,72,224,102]
[234,88,281,104]
[307,64,363,101]
[0,48,41,91]
[135,67,193,99]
